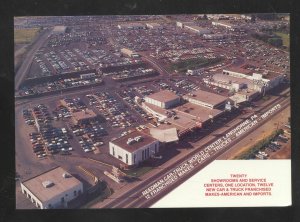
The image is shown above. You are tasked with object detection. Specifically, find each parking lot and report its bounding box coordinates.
[15,15,290,208]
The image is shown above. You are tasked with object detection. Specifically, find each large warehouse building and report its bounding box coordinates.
[144,90,180,109]
[183,89,228,109]
[176,21,211,35]
[222,67,285,92]
[109,131,159,166]
[20,167,83,209]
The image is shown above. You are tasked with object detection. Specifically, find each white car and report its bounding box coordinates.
[84,149,92,153]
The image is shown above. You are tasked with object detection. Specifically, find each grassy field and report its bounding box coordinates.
[275,32,290,48]
[14,28,40,44]
[233,129,283,160]
[169,57,223,73]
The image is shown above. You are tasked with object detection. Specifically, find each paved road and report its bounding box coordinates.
[15,29,51,91]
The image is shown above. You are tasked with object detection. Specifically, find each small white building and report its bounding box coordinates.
[109,131,159,166]
[146,23,162,29]
[20,167,83,209]
[52,26,67,34]
[144,90,180,109]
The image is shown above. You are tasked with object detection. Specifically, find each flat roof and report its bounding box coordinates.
[212,21,233,27]
[213,73,253,85]
[224,67,253,75]
[174,102,223,122]
[184,89,228,106]
[150,128,178,143]
[72,109,97,121]
[111,131,157,153]
[146,22,160,26]
[22,167,82,203]
[145,90,180,103]
[185,25,208,31]
[53,26,66,32]
[118,23,145,27]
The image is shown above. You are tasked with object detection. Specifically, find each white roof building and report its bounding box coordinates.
[109,131,159,166]
[20,167,83,209]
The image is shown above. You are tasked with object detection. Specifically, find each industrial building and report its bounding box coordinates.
[144,90,180,109]
[109,131,159,166]
[183,89,228,109]
[212,21,238,31]
[222,68,285,92]
[20,167,83,209]
[52,26,67,34]
[141,89,227,137]
[173,102,224,127]
[184,25,211,35]
[176,21,211,35]
[117,23,145,29]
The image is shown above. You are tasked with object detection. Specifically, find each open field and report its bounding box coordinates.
[275,31,290,48]
[169,57,222,73]
[14,28,40,44]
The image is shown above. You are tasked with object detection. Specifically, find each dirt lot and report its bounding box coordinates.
[14,28,40,44]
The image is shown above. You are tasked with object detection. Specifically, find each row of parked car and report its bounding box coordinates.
[32,104,53,126]
[40,126,73,155]
[86,92,137,128]
[29,132,47,158]
[70,120,107,153]
[255,130,289,160]
[117,88,152,120]
[23,109,35,125]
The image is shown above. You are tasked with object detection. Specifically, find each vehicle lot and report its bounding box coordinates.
[116,88,152,121]
[86,92,139,128]
[254,130,290,160]
[15,16,290,208]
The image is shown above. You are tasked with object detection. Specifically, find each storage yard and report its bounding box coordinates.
[15,14,290,209]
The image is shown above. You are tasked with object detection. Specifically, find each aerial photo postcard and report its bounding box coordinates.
[15,14,291,209]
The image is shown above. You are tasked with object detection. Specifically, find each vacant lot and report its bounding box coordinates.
[275,32,290,48]
[14,28,40,44]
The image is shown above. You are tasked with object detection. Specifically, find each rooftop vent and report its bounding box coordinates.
[62,172,72,178]
[42,180,54,188]
[134,136,143,142]
[126,138,136,145]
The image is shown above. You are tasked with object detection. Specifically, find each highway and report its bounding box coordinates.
[99,89,290,208]
[15,29,51,91]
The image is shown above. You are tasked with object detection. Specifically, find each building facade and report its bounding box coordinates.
[183,90,228,109]
[109,132,159,166]
[20,167,83,209]
[144,90,180,109]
